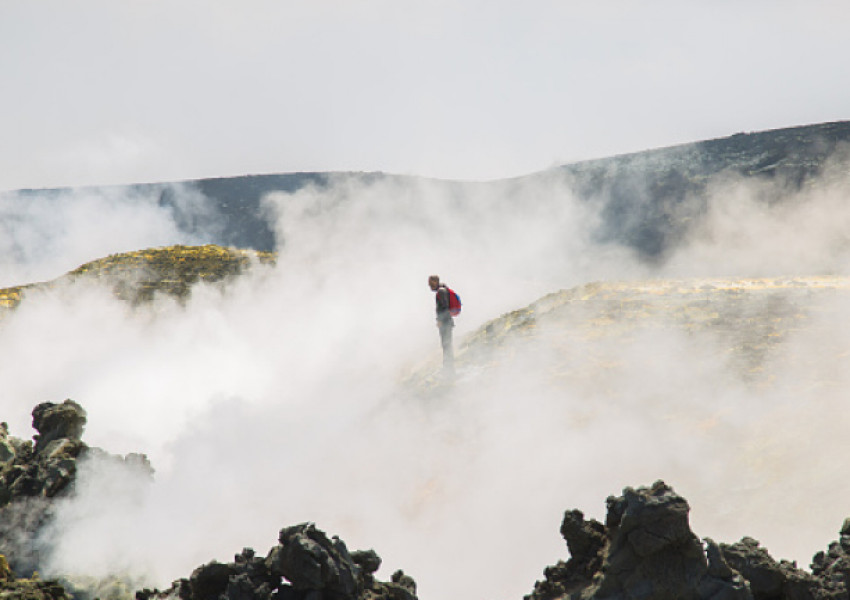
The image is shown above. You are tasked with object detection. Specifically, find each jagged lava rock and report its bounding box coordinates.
[0,400,87,508]
[527,481,850,600]
[719,537,820,599]
[31,400,86,454]
[527,481,751,600]
[139,523,417,600]
[0,400,153,578]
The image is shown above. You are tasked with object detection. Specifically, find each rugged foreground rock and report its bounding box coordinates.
[526,480,850,600]
[0,401,416,600]
[0,399,148,600]
[3,402,850,600]
[137,523,418,600]
[0,399,150,574]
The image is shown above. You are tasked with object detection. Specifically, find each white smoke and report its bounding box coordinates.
[2,165,850,599]
[0,184,216,287]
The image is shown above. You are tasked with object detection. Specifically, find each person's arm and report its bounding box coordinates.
[436,287,451,321]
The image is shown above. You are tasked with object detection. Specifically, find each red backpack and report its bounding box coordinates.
[446,287,462,317]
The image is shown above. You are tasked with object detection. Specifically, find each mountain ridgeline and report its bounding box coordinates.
[9,121,850,260]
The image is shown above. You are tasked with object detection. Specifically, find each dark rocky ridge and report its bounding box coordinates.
[6,122,850,261]
[526,480,850,600]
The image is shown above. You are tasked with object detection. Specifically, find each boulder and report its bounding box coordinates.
[527,481,751,600]
[141,524,416,600]
[351,550,382,576]
[0,400,152,581]
[190,561,233,600]
[31,400,86,455]
[267,523,361,598]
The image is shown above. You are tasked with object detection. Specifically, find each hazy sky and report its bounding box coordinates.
[2,0,849,190]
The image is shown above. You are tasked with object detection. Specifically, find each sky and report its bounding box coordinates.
[2,0,849,191]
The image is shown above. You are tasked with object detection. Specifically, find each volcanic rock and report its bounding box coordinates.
[527,481,752,600]
[0,400,87,509]
[526,481,850,600]
[810,536,850,599]
[139,524,417,600]
[6,411,850,600]
[0,400,153,578]
[31,400,86,455]
[351,550,382,576]
[719,537,819,599]
[268,522,361,597]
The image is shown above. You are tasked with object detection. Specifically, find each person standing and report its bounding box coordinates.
[428,275,454,373]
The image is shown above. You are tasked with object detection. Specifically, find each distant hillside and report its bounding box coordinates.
[7,122,850,260]
[557,120,850,259]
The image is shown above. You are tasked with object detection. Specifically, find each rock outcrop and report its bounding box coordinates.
[0,400,88,575]
[0,401,99,600]
[0,400,153,577]
[526,480,850,600]
[138,522,417,600]
[0,245,276,316]
[1,401,416,600]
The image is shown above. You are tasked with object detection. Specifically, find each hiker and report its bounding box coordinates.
[428,275,456,373]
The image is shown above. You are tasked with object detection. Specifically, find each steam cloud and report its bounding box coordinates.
[2,167,850,599]
[0,185,217,287]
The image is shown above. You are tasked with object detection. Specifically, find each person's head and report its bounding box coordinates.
[428,275,440,291]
